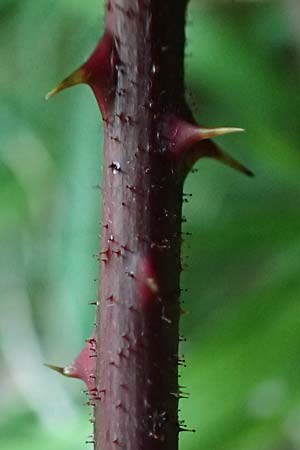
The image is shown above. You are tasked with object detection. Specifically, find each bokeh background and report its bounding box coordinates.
[1,1,300,449]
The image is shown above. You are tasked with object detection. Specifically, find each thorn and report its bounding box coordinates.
[46,31,118,116]
[185,139,254,178]
[201,140,254,177]
[46,340,96,392]
[44,364,72,377]
[213,148,254,177]
[166,114,244,151]
[45,68,86,100]
[165,114,253,177]
[198,126,244,140]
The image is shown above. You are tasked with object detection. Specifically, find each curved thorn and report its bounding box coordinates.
[45,67,86,100]
[198,127,244,140]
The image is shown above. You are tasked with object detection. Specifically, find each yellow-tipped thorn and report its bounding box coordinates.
[45,67,86,100]
[198,127,245,140]
[44,363,71,377]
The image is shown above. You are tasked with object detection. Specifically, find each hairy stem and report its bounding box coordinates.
[95,2,189,450]
[46,1,251,448]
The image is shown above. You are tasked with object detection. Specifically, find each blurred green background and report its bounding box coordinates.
[1,1,300,449]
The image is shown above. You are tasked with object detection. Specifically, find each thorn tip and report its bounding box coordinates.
[45,67,86,100]
[206,143,254,177]
[198,127,245,140]
[44,363,72,377]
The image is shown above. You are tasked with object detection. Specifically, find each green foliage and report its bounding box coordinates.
[1,1,299,449]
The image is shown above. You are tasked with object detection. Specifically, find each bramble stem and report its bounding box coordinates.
[94,2,189,450]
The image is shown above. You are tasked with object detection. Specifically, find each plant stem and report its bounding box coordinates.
[46,2,251,448]
[95,2,189,450]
